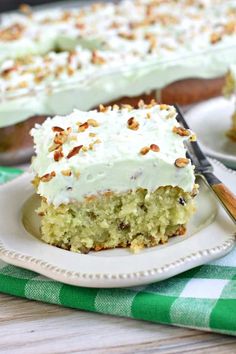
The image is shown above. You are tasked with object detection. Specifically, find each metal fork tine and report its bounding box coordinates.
[174,106,236,223]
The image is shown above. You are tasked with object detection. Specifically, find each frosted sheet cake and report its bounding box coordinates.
[1,0,236,164]
[224,65,236,141]
[31,102,197,253]
[1,0,236,116]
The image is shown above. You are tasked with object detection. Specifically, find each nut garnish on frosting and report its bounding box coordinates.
[175,158,190,168]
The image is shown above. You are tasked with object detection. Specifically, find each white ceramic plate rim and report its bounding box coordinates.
[185,97,236,164]
[0,159,235,288]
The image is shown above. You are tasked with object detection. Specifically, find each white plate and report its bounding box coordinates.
[185,97,236,169]
[0,160,235,288]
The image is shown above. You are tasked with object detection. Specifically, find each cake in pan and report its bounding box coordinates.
[31,102,197,253]
[1,0,236,163]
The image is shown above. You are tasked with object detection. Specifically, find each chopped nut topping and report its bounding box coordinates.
[67,145,83,159]
[156,13,179,26]
[67,67,75,76]
[224,21,236,35]
[78,122,89,132]
[61,11,72,21]
[82,146,88,152]
[91,51,106,65]
[150,144,160,152]
[94,139,101,144]
[55,66,64,78]
[118,32,136,40]
[173,126,190,137]
[109,21,120,29]
[151,99,157,105]
[139,99,157,109]
[53,128,70,145]
[98,104,107,112]
[54,134,67,145]
[159,104,169,110]
[34,72,47,83]
[127,117,139,130]
[145,33,157,53]
[0,24,25,41]
[140,146,150,155]
[121,104,133,110]
[210,32,222,44]
[91,3,104,12]
[89,132,97,137]
[129,21,142,30]
[61,169,72,177]
[48,143,61,152]
[113,104,120,110]
[69,135,77,141]
[54,148,64,162]
[1,66,17,78]
[167,111,176,119]
[87,118,99,127]
[19,3,32,16]
[52,126,64,133]
[88,139,101,150]
[18,81,28,88]
[16,56,33,66]
[75,22,85,30]
[175,158,189,168]
[40,171,56,182]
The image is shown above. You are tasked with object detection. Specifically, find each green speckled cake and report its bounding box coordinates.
[31,102,197,253]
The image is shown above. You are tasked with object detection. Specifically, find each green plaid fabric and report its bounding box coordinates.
[0,167,236,336]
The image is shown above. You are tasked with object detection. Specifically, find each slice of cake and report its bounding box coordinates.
[31,101,197,253]
[224,66,236,142]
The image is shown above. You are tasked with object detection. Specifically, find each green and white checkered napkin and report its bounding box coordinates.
[0,167,236,336]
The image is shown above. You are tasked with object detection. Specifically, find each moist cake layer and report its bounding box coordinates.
[31,103,197,253]
[38,186,195,253]
[31,102,197,252]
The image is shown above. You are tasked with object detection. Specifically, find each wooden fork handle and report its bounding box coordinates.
[203,172,236,223]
